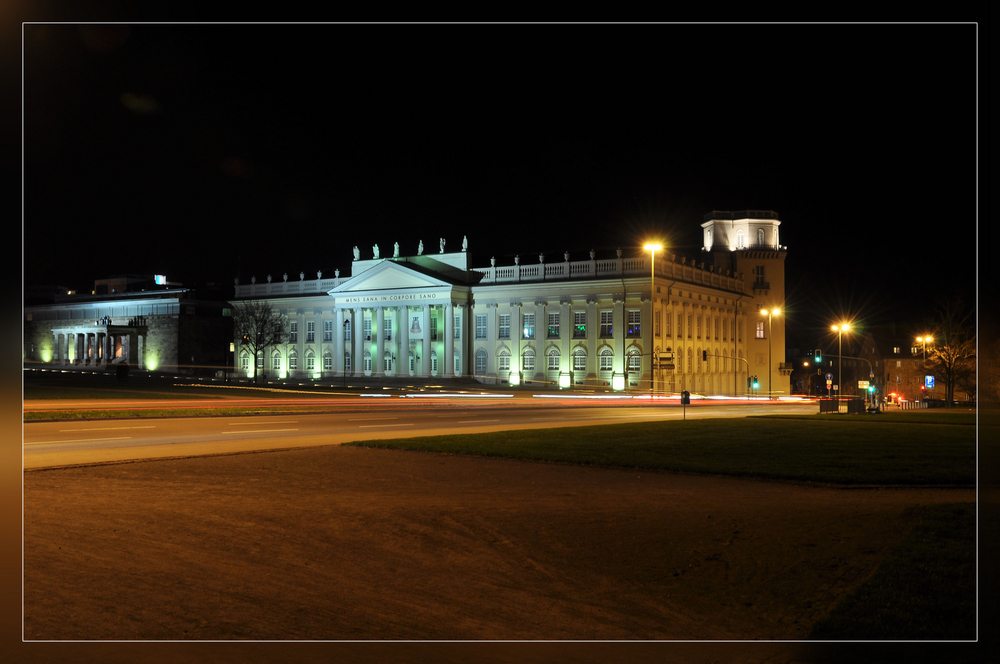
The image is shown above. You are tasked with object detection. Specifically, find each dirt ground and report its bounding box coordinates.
[23,443,975,643]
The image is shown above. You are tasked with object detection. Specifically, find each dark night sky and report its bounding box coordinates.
[22,23,981,349]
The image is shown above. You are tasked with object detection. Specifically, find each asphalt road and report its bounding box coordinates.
[23,397,815,469]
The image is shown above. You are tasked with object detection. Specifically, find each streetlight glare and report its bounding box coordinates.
[643,243,663,251]
[772,308,781,316]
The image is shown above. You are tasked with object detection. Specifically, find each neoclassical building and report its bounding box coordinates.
[232,210,790,395]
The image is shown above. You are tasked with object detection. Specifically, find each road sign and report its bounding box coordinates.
[826,373,833,381]
[858,380,869,389]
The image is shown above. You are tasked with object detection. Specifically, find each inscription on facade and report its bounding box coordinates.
[338,292,443,304]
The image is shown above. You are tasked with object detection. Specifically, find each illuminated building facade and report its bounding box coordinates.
[232,211,790,395]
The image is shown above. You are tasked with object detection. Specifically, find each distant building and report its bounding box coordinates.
[24,281,233,375]
[230,211,790,394]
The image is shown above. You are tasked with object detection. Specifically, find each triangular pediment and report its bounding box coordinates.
[328,260,453,294]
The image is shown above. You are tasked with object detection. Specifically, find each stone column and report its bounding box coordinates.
[444,301,454,378]
[400,305,410,376]
[334,308,344,374]
[376,306,385,377]
[420,305,430,377]
[353,307,363,376]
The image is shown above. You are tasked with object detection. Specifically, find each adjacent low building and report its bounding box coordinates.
[24,279,234,376]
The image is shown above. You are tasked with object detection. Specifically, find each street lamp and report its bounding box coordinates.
[643,242,662,397]
[759,308,780,398]
[831,323,851,400]
[916,335,933,361]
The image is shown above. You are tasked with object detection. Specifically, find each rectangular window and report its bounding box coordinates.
[714,318,718,340]
[665,311,672,337]
[454,314,461,340]
[547,312,560,338]
[345,353,352,372]
[523,351,535,371]
[430,315,439,341]
[627,310,641,337]
[324,320,333,342]
[687,315,692,338]
[289,321,298,343]
[307,321,315,343]
[523,313,535,339]
[573,311,586,338]
[476,314,487,339]
[654,310,661,337]
[345,320,352,341]
[498,314,510,339]
[498,353,510,372]
[696,315,701,339]
[363,317,372,341]
[384,318,392,341]
[573,352,586,371]
[756,321,765,339]
[257,352,264,369]
[754,265,766,285]
[324,355,332,371]
[600,310,613,337]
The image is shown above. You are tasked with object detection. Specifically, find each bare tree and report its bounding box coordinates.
[232,300,288,383]
[927,300,976,406]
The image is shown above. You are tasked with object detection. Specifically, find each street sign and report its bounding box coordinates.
[826,373,833,381]
[858,380,869,389]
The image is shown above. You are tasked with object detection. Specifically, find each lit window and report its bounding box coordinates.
[476,314,487,339]
[574,311,586,338]
[523,348,535,371]
[627,348,641,373]
[600,311,613,337]
[547,348,560,371]
[498,348,510,373]
[572,348,587,371]
[599,348,614,373]
[548,312,560,338]
[523,314,535,339]
[756,322,765,339]
[628,310,641,337]
[498,314,510,339]
[475,348,488,374]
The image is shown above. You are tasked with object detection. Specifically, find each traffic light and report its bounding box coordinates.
[868,384,875,393]
[752,375,759,390]
[815,348,822,363]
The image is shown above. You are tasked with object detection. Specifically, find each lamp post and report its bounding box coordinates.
[916,335,933,361]
[643,242,662,397]
[759,308,780,398]
[831,323,851,400]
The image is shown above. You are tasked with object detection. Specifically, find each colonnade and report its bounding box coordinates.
[46,327,142,369]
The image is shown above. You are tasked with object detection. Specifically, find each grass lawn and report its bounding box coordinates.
[807,501,977,640]
[349,417,977,486]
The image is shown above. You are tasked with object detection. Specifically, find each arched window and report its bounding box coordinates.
[431,350,438,375]
[288,349,298,373]
[599,347,613,376]
[572,347,587,372]
[736,229,745,249]
[757,228,765,245]
[344,351,352,373]
[363,351,372,373]
[627,347,641,374]
[475,348,487,375]
[454,350,461,376]
[497,348,511,373]
[522,348,535,372]
[546,348,560,372]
